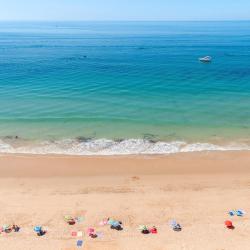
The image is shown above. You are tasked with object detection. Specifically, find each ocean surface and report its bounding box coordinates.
[0,21,250,155]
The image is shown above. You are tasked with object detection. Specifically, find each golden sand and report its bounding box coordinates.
[0,151,249,250]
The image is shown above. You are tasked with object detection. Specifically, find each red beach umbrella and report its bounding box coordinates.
[225,220,233,228]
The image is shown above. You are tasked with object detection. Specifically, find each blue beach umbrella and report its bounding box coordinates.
[107,218,115,225]
[112,221,120,227]
[34,226,42,233]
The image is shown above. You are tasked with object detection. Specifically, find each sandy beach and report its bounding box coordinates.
[0,151,249,250]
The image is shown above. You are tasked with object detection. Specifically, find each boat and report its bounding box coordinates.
[199,56,212,62]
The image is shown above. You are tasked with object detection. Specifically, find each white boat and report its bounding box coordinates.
[199,56,212,62]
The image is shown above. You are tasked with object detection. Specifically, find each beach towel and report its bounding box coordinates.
[96,231,104,238]
[75,217,84,223]
[77,240,83,247]
[77,231,83,237]
[71,231,77,237]
[99,219,108,226]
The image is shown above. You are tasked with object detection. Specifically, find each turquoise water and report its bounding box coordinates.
[0,21,250,154]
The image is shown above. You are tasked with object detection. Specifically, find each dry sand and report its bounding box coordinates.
[0,151,249,250]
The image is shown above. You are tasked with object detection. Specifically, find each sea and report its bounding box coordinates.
[0,21,250,155]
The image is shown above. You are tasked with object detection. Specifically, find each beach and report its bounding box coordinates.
[0,17,250,250]
[0,151,249,250]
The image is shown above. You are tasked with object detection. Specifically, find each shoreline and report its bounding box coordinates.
[1,137,250,156]
[1,148,250,157]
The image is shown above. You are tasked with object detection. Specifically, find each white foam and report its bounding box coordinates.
[0,138,249,156]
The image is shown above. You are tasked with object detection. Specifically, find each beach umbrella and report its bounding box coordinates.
[150,226,157,234]
[111,221,120,227]
[107,218,115,225]
[2,225,10,230]
[87,228,94,236]
[2,224,11,232]
[238,209,246,215]
[169,220,177,227]
[64,215,73,221]
[64,215,75,225]
[236,210,246,216]
[34,226,42,233]
[138,225,147,231]
[225,220,233,228]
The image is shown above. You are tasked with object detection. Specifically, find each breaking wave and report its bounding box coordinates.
[0,138,249,156]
